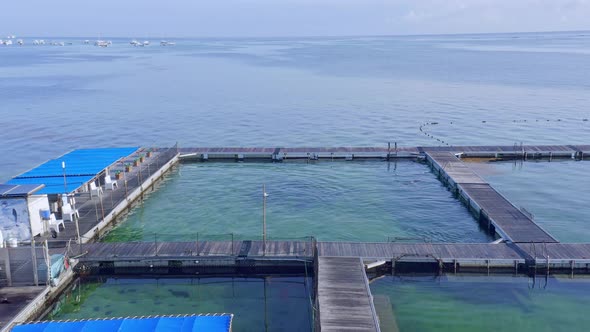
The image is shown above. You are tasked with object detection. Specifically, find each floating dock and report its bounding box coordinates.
[424,151,557,243]
[179,144,590,161]
[2,144,590,332]
[316,257,380,331]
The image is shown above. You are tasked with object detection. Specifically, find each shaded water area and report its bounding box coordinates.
[371,274,590,332]
[468,160,590,242]
[47,276,313,332]
[105,161,492,243]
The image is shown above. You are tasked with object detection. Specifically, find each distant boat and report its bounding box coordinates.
[17,39,24,45]
[83,40,90,44]
[95,40,109,47]
[143,40,150,46]
[3,39,13,45]
[160,40,175,46]
[130,39,140,46]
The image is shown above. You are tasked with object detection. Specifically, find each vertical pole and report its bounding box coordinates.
[264,276,269,332]
[62,161,67,193]
[26,202,39,286]
[3,245,13,286]
[262,184,267,256]
[395,142,398,156]
[74,217,82,244]
[44,240,50,286]
[387,142,391,161]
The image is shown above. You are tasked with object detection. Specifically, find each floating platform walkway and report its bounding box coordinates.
[316,257,380,332]
[2,143,590,332]
[179,144,590,161]
[68,241,590,272]
[425,151,557,243]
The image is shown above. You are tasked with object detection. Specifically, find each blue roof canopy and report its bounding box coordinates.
[5,147,138,195]
[14,147,138,178]
[12,314,233,332]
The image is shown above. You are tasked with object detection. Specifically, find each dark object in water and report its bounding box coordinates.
[168,289,190,298]
[1,297,10,304]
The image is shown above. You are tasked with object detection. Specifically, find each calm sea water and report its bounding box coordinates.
[105,161,491,243]
[371,275,590,332]
[49,276,313,332]
[469,160,590,243]
[1,32,590,182]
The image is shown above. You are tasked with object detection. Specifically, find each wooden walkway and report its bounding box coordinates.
[317,257,380,332]
[179,144,590,160]
[70,240,314,260]
[425,151,558,243]
[71,241,590,265]
[317,242,524,263]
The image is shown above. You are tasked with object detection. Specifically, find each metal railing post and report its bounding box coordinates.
[231,233,234,256]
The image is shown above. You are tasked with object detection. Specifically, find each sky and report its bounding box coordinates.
[1,0,589,37]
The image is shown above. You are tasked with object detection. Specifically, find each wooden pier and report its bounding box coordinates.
[425,151,557,243]
[68,240,590,271]
[316,257,380,331]
[3,143,590,332]
[179,144,590,161]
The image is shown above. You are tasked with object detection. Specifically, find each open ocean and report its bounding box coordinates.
[1,31,590,180]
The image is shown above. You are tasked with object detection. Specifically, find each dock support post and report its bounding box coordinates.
[514,261,518,275]
[391,259,395,276]
[395,142,398,156]
[571,260,575,278]
[549,151,552,162]
[2,247,12,286]
[262,184,267,256]
[486,260,490,276]
[454,260,457,274]
[44,240,50,286]
[387,142,391,161]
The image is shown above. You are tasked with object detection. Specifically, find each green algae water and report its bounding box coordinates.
[105,161,492,243]
[468,160,590,242]
[371,275,590,332]
[49,276,313,332]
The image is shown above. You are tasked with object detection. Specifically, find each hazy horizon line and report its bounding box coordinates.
[5,29,590,40]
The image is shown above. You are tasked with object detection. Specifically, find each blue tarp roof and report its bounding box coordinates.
[14,148,138,178]
[12,315,233,332]
[5,147,138,195]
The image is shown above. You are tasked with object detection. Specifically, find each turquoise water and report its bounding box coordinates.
[371,275,590,332]
[468,160,590,242]
[50,276,313,332]
[2,32,590,182]
[105,161,492,243]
